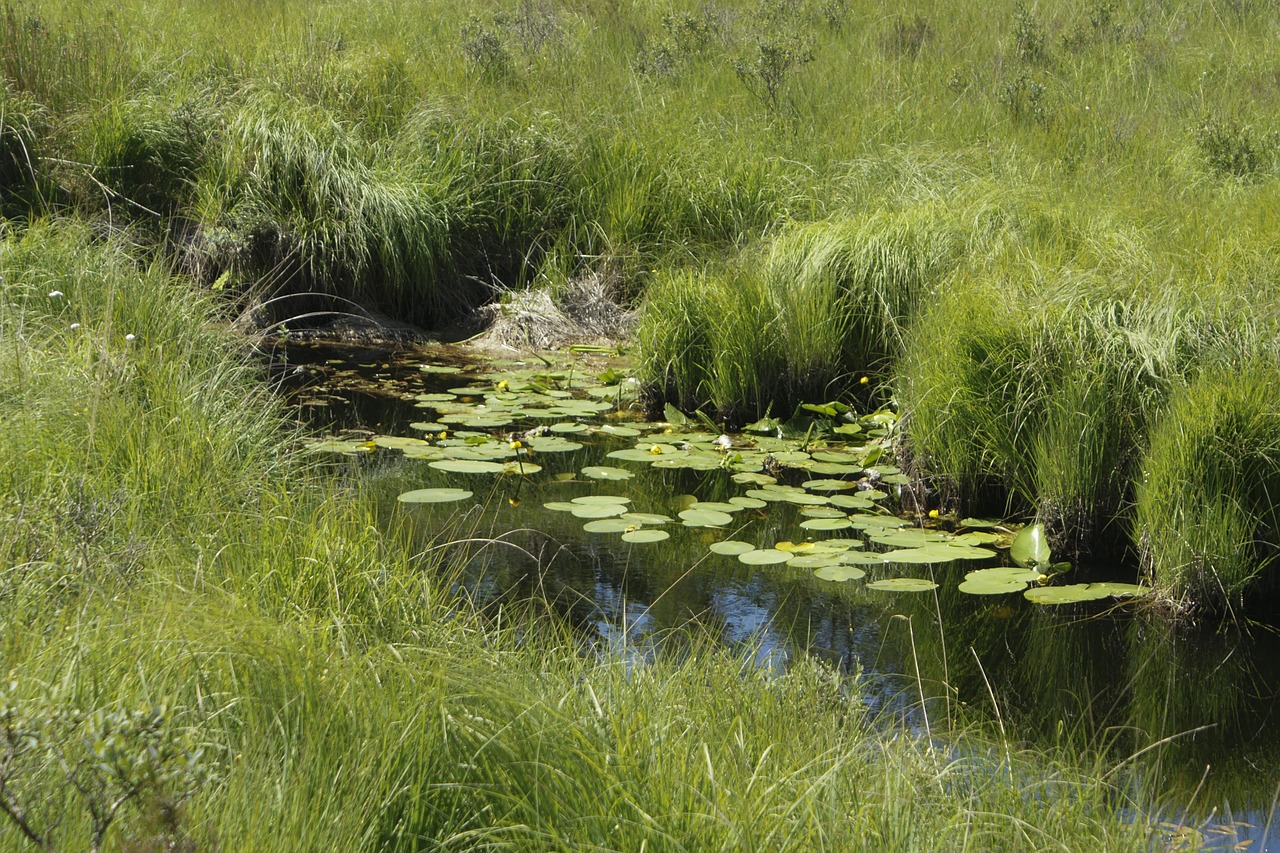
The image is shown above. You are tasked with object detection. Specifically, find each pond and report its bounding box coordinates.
[271,338,1280,849]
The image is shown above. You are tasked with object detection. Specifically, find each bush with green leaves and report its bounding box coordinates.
[0,683,209,852]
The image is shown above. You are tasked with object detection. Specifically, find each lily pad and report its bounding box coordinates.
[729,496,768,509]
[526,437,583,452]
[1087,582,1151,598]
[583,518,633,533]
[732,472,776,486]
[1024,584,1110,605]
[737,549,793,566]
[686,501,742,513]
[786,553,846,569]
[799,506,847,519]
[814,565,867,582]
[803,479,856,491]
[866,577,939,592]
[572,495,632,505]
[608,448,667,462]
[597,425,641,437]
[428,459,508,474]
[965,568,1042,584]
[799,517,854,531]
[709,540,756,556]
[397,488,474,503]
[621,529,670,544]
[570,504,629,519]
[1011,523,1051,568]
[869,529,952,548]
[829,494,876,510]
[582,466,634,480]
[958,578,1030,595]
[374,435,430,449]
[679,509,734,527]
[620,512,673,526]
[881,545,997,563]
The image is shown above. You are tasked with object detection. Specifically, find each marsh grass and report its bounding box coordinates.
[1135,362,1280,613]
[638,208,959,421]
[0,219,1172,849]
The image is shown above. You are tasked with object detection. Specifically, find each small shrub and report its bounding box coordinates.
[1013,2,1049,64]
[732,1,816,117]
[998,69,1049,126]
[0,684,210,852]
[1195,114,1278,177]
[635,11,718,78]
[817,0,849,32]
[883,13,932,59]
[461,16,515,80]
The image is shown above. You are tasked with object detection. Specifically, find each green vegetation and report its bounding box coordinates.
[0,221,1167,849]
[2,0,1279,842]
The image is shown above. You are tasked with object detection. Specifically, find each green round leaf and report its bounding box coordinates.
[866,577,939,592]
[1024,584,1110,605]
[428,459,508,474]
[799,517,854,531]
[570,504,629,519]
[620,512,673,526]
[679,509,734,527]
[737,549,793,565]
[622,529,670,544]
[814,565,867,582]
[398,488,474,504]
[583,519,632,533]
[582,466,634,480]
[958,578,1029,595]
[710,540,756,556]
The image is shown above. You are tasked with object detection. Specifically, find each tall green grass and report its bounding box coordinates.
[1134,361,1280,614]
[637,207,959,421]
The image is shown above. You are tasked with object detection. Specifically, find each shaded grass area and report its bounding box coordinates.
[0,221,1168,849]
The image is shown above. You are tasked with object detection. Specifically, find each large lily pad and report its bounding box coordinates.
[1024,584,1110,605]
[429,459,508,474]
[622,529,670,544]
[709,540,756,556]
[582,466,633,480]
[583,519,632,533]
[679,509,734,527]
[814,565,867,582]
[570,503,629,519]
[398,488,474,503]
[866,577,939,592]
[799,517,854,531]
[737,549,793,565]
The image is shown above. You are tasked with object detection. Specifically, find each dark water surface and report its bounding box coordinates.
[270,339,1280,849]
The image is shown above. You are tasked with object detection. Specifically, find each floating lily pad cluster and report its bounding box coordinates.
[303,353,1152,605]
